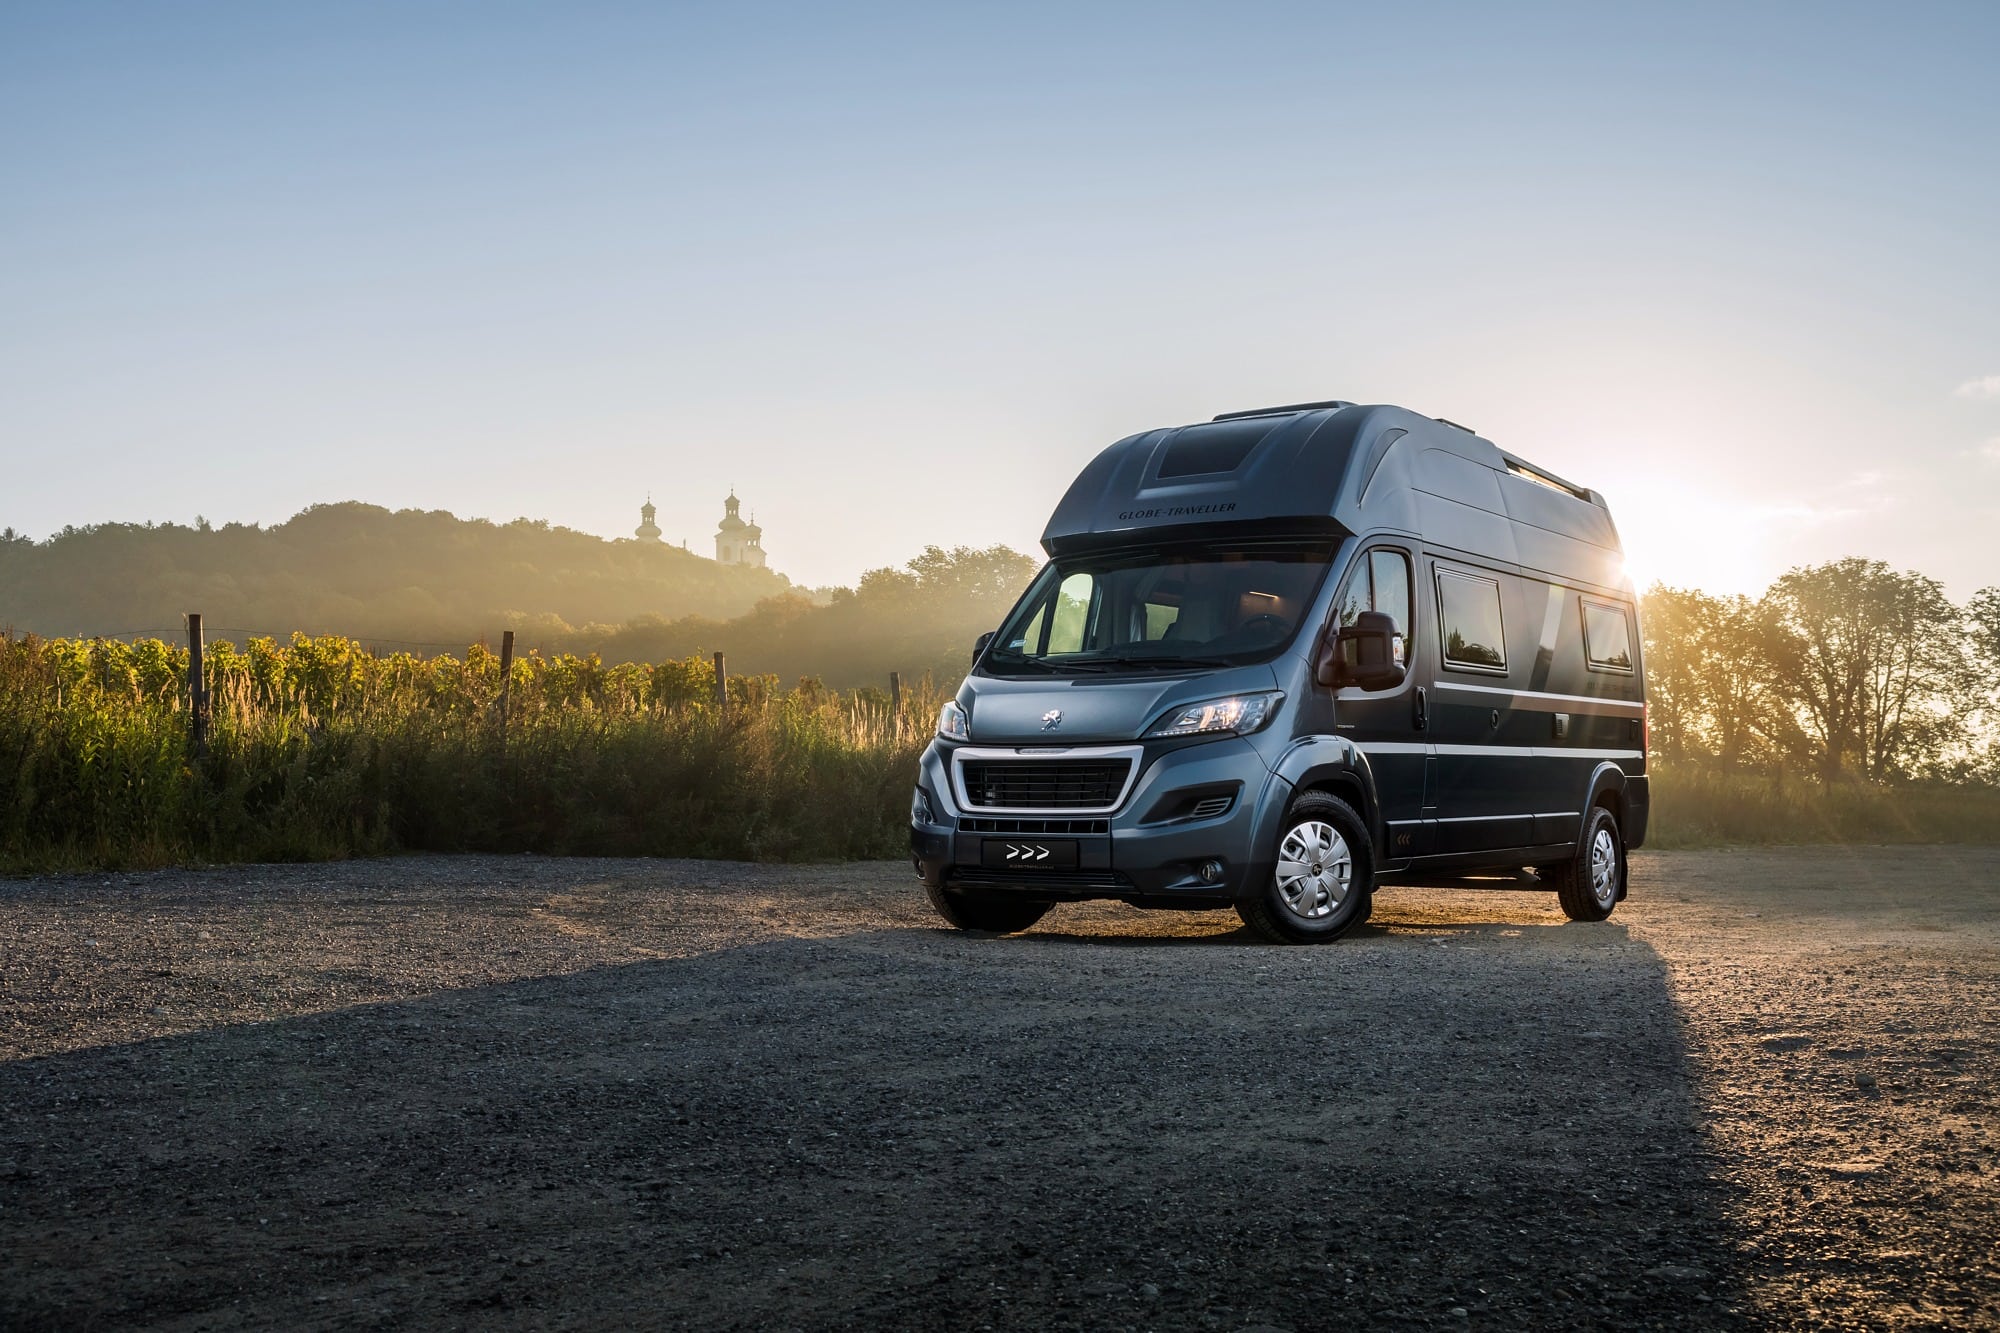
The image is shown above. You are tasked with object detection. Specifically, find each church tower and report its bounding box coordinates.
[714,491,768,568]
[634,495,662,542]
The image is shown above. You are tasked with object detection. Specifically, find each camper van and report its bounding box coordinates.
[909,401,1648,943]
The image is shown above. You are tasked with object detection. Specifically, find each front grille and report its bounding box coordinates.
[949,868,1135,893]
[961,816,1110,835]
[960,759,1133,809]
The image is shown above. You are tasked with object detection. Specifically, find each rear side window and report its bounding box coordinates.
[1438,570,1507,672]
[1582,599,1634,673]
[1332,547,1413,667]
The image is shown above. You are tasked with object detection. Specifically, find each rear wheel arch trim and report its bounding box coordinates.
[1580,762,1629,837]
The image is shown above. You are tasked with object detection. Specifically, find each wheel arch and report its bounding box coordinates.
[1581,762,1629,839]
[1272,741,1384,846]
[1577,763,1633,902]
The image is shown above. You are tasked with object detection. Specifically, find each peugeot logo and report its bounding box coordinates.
[1041,709,1063,731]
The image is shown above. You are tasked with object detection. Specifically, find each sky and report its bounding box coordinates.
[3,1,1998,598]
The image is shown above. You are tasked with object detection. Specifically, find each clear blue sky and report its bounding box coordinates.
[3,1,1997,596]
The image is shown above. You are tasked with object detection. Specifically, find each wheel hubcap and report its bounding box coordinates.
[1590,826,1619,907]
[1276,820,1351,921]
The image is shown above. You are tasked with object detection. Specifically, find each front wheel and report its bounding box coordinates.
[924,881,1052,934]
[1553,805,1624,922]
[1235,792,1375,944]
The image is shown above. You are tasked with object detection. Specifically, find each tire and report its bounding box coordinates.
[1553,805,1624,922]
[923,881,1052,934]
[1235,791,1375,944]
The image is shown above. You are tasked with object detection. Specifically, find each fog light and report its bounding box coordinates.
[1198,859,1225,883]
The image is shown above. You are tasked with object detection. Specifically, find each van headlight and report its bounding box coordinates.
[937,699,971,741]
[1143,692,1282,739]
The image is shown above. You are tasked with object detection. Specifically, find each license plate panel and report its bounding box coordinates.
[979,838,1080,870]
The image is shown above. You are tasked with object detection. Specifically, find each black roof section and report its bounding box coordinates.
[1041,402,1628,593]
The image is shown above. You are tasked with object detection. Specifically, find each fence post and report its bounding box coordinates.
[497,630,515,728]
[713,652,728,717]
[889,670,902,739]
[186,612,209,759]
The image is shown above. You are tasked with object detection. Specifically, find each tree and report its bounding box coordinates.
[1640,585,1776,770]
[1759,559,1967,781]
[1963,587,2000,781]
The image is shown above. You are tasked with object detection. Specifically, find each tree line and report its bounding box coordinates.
[1642,559,1999,784]
[541,543,1041,690]
[0,503,792,643]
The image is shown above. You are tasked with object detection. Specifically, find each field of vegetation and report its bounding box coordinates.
[0,632,941,873]
[3,555,1996,874]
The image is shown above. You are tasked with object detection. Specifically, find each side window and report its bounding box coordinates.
[1331,547,1413,669]
[1582,599,1634,673]
[1043,572,1096,654]
[1438,570,1507,673]
[1370,550,1411,665]
[1015,605,1047,654]
[1334,562,1371,630]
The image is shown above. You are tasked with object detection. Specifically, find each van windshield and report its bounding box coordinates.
[982,538,1336,676]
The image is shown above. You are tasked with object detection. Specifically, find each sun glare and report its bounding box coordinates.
[1612,480,1773,596]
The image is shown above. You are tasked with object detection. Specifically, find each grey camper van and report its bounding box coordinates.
[909,400,1648,943]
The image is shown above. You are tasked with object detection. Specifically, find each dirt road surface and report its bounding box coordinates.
[2,847,1996,1331]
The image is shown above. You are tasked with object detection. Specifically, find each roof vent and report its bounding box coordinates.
[1156,418,1279,479]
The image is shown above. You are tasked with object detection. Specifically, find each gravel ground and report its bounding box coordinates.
[1,847,1996,1331]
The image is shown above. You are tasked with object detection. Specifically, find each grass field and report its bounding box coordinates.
[1644,767,2000,849]
[0,633,936,872]
[3,632,1995,872]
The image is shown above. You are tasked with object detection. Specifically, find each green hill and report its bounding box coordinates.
[0,503,792,646]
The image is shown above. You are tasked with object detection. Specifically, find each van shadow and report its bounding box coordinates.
[1,919,1746,1330]
[1014,887,1580,948]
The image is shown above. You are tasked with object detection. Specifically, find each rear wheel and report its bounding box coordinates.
[924,881,1052,934]
[1554,805,1624,922]
[1236,792,1374,944]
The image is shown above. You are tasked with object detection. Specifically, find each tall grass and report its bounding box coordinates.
[1646,767,2000,849]
[0,633,941,872]
[6,632,1996,873]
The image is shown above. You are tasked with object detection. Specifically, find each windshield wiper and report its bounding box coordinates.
[1074,654,1241,672]
[984,654,1111,675]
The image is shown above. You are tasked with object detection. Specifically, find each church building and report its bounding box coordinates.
[630,491,768,567]
[633,495,663,542]
[713,491,767,568]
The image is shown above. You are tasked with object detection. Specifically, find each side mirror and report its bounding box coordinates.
[973,631,994,662]
[1315,610,1405,690]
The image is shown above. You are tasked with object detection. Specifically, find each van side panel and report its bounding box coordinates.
[1423,555,1538,853]
[1418,553,1645,869]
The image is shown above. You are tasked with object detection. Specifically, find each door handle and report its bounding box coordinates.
[1413,685,1428,731]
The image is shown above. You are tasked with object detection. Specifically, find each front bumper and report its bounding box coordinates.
[909,735,1284,906]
